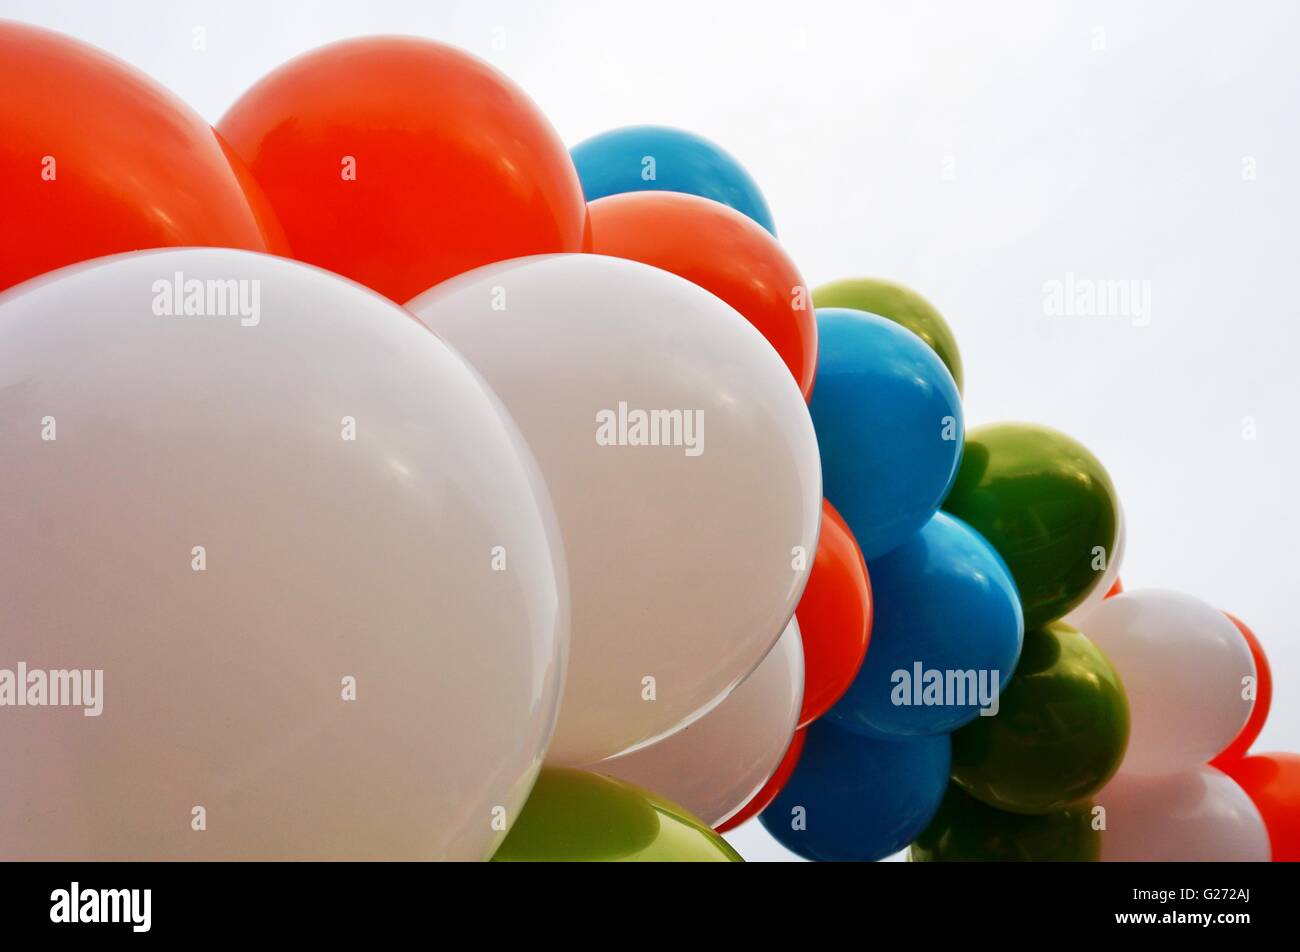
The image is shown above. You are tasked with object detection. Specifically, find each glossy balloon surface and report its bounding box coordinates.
[717,728,807,833]
[813,278,963,393]
[572,125,775,233]
[943,423,1119,628]
[493,769,741,862]
[1211,613,1272,767]
[810,307,963,560]
[1222,752,1300,862]
[952,622,1128,814]
[911,784,1099,862]
[827,512,1022,738]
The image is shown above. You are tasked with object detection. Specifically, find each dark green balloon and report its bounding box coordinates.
[910,783,1100,861]
[812,277,963,393]
[951,622,1128,815]
[492,767,742,862]
[942,422,1118,628]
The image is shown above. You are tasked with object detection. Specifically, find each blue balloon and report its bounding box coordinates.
[808,307,963,559]
[826,511,1023,738]
[570,125,776,235]
[760,723,950,862]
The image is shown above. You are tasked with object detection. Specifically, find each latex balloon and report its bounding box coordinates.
[1098,767,1270,862]
[0,249,567,860]
[1083,590,1253,777]
[0,21,286,293]
[407,254,821,764]
[219,37,587,302]
[492,768,741,862]
[592,619,804,829]
[1221,753,1300,861]
[717,728,806,833]
[760,722,950,862]
[827,512,1022,738]
[812,278,963,393]
[588,191,816,398]
[910,784,1100,862]
[952,622,1128,815]
[1062,501,1126,628]
[943,423,1119,628]
[1212,614,1272,766]
[810,307,964,559]
[571,125,775,234]
[794,501,872,727]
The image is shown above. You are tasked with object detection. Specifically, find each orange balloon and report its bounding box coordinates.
[1222,753,1300,862]
[793,500,873,727]
[587,191,817,399]
[1106,577,1123,598]
[1212,613,1272,766]
[716,728,806,833]
[218,37,589,302]
[0,22,287,293]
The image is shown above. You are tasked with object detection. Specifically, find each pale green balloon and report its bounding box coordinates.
[492,768,743,862]
[812,277,964,393]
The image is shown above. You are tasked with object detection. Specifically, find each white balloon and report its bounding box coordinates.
[1082,589,1253,776]
[1098,767,1270,861]
[591,618,804,828]
[1062,500,1125,627]
[408,254,821,764]
[0,248,568,860]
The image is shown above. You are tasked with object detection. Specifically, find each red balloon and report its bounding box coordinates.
[716,728,806,833]
[1222,753,1300,861]
[1106,577,1123,598]
[793,500,873,727]
[218,37,588,302]
[587,191,818,400]
[1212,613,1272,766]
[0,22,287,293]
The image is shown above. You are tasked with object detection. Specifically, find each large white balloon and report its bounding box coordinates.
[1082,589,1253,776]
[591,618,804,828]
[408,254,821,764]
[1098,767,1270,861]
[1062,500,1125,627]
[0,248,567,860]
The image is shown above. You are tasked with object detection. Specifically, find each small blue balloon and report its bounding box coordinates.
[826,511,1024,738]
[570,125,776,235]
[808,307,963,560]
[760,723,950,862]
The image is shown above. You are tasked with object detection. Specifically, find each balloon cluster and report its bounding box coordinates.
[0,24,1294,861]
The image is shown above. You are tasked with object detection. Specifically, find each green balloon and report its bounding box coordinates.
[492,768,743,862]
[910,782,1100,861]
[942,422,1119,627]
[812,277,964,393]
[951,622,1128,815]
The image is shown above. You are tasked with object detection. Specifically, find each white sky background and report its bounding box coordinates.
[6,0,1298,862]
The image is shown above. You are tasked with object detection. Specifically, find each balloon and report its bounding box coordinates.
[1061,501,1126,628]
[0,249,567,860]
[591,619,804,829]
[1083,590,1254,777]
[219,37,587,302]
[588,192,816,398]
[810,307,964,559]
[571,125,776,234]
[952,622,1128,814]
[1221,753,1300,861]
[1212,614,1272,766]
[1097,767,1270,861]
[492,768,741,862]
[943,423,1119,628]
[407,254,821,764]
[812,278,963,393]
[717,728,807,833]
[827,512,1022,738]
[793,501,872,727]
[910,783,1100,862]
[760,722,950,862]
[0,21,286,294]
